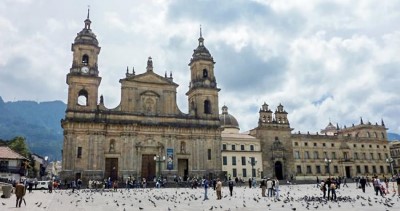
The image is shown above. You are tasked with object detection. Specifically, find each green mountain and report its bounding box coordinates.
[0,96,65,160]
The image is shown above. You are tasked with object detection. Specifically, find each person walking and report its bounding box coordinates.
[359,176,367,193]
[316,176,320,188]
[228,179,234,196]
[15,181,26,208]
[248,178,252,188]
[373,176,383,197]
[216,178,222,200]
[203,178,209,200]
[396,176,400,196]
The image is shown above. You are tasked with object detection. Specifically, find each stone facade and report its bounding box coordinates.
[249,102,391,181]
[61,13,221,182]
[389,141,400,175]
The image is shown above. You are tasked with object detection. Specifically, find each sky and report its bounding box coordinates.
[0,0,399,134]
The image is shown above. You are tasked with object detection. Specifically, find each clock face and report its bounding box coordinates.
[81,66,89,74]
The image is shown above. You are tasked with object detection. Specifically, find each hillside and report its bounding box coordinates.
[0,96,65,160]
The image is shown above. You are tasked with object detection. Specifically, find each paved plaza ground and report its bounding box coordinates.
[1,183,399,211]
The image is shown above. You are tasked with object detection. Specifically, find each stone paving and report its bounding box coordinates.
[1,183,400,211]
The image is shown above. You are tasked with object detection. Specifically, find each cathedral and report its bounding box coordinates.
[61,11,392,183]
[61,11,222,181]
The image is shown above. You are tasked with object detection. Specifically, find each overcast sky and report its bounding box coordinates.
[1,0,399,134]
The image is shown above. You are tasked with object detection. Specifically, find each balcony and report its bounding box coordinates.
[339,158,353,163]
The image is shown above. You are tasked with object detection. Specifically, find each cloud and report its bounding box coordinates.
[0,0,399,134]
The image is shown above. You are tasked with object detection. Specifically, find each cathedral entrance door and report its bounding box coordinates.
[345,166,351,178]
[141,154,156,181]
[274,161,283,180]
[178,159,188,181]
[105,158,118,181]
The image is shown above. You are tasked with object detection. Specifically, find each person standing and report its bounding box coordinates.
[203,178,209,200]
[228,179,234,196]
[359,176,367,193]
[316,176,320,188]
[330,180,337,201]
[248,177,252,188]
[396,176,400,196]
[260,178,266,197]
[71,180,76,193]
[373,176,383,196]
[15,181,26,208]
[266,178,273,197]
[326,178,332,200]
[321,180,327,198]
[216,178,222,200]
[274,177,280,199]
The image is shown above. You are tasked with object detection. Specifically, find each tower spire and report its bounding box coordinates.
[84,5,92,29]
[198,25,204,46]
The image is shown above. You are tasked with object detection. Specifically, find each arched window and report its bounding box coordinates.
[204,100,211,114]
[367,132,371,138]
[77,89,88,106]
[374,132,378,138]
[381,132,385,139]
[82,54,89,65]
[203,69,208,78]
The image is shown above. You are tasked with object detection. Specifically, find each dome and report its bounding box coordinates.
[74,11,99,46]
[219,105,239,129]
[189,28,214,64]
[74,27,99,46]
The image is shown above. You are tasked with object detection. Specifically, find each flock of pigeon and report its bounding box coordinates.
[1,184,399,210]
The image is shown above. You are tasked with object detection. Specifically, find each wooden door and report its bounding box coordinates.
[141,155,156,180]
[105,158,118,181]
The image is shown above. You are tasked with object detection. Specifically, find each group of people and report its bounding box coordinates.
[318,174,400,200]
[320,177,339,200]
[260,177,280,198]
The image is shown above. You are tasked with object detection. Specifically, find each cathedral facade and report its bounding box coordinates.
[61,12,392,183]
[61,12,222,181]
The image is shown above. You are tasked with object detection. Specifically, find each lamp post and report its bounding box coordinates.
[324,158,332,178]
[386,157,394,177]
[154,155,165,179]
[248,157,257,178]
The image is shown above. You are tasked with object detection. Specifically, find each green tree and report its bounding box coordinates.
[8,136,30,158]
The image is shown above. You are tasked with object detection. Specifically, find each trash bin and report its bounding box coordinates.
[2,185,12,198]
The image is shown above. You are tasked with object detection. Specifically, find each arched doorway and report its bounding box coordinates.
[274,161,283,180]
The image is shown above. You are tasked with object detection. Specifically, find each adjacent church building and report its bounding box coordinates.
[61,12,392,182]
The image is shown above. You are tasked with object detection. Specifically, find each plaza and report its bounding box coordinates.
[1,182,399,211]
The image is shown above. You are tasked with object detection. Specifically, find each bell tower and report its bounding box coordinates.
[186,27,220,119]
[66,8,101,111]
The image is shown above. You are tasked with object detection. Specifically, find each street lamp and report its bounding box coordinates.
[386,157,394,177]
[154,155,166,179]
[248,157,257,178]
[324,158,332,178]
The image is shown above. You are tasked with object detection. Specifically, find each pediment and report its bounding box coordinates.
[124,72,178,86]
